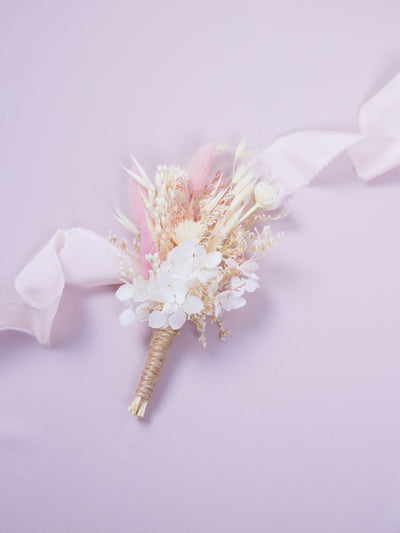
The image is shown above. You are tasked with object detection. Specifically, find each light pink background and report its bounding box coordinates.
[1,1,400,532]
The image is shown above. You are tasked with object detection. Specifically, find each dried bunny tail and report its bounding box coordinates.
[140,222,156,279]
[188,142,217,194]
[128,166,148,228]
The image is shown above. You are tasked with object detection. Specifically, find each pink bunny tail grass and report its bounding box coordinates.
[140,223,156,279]
[128,170,147,227]
[188,142,217,195]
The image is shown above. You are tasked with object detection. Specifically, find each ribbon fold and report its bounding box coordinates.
[263,73,400,194]
[0,229,139,344]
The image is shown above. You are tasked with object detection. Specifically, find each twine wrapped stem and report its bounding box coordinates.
[128,327,179,418]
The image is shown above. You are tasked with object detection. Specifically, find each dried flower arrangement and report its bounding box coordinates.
[113,140,285,417]
[1,72,399,421]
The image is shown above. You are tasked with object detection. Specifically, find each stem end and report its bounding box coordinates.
[128,396,148,418]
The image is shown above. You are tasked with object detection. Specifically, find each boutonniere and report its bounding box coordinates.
[1,73,399,419]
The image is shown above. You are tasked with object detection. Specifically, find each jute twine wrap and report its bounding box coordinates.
[135,327,178,402]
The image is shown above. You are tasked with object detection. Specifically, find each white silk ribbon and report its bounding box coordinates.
[0,228,140,344]
[1,73,399,344]
[263,73,400,194]
[349,73,400,180]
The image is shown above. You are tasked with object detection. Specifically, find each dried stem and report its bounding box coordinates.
[128,327,178,418]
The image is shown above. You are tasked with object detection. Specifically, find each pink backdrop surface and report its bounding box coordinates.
[1,1,400,532]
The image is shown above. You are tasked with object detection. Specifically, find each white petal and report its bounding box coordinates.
[226,258,238,269]
[229,296,246,309]
[197,270,214,283]
[220,300,232,311]
[231,276,243,289]
[162,301,178,315]
[160,286,175,303]
[179,240,197,250]
[183,295,204,314]
[195,245,207,262]
[168,308,186,330]
[174,283,188,305]
[241,261,259,274]
[135,304,150,321]
[180,257,196,277]
[158,272,175,303]
[147,280,164,302]
[119,308,136,326]
[231,278,245,296]
[218,292,233,311]
[148,310,167,328]
[208,282,219,296]
[116,284,134,301]
[244,278,259,293]
[173,240,196,262]
[204,251,222,268]
[133,287,149,303]
[136,279,149,290]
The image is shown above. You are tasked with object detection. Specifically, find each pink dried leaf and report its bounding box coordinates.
[188,142,217,194]
[128,166,147,228]
[140,223,156,279]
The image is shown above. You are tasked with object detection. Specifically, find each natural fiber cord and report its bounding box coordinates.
[128,327,178,418]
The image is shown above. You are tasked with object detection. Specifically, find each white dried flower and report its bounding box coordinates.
[254,182,281,210]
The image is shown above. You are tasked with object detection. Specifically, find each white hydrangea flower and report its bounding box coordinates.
[135,303,150,321]
[215,290,246,316]
[116,240,220,329]
[164,240,222,284]
[115,283,135,302]
[226,258,260,280]
[240,261,260,278]
[119,308,136,325]
[148,309,167,328]
[158,271,188,304]
[212,258,261,317]
[230,276,259,295]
